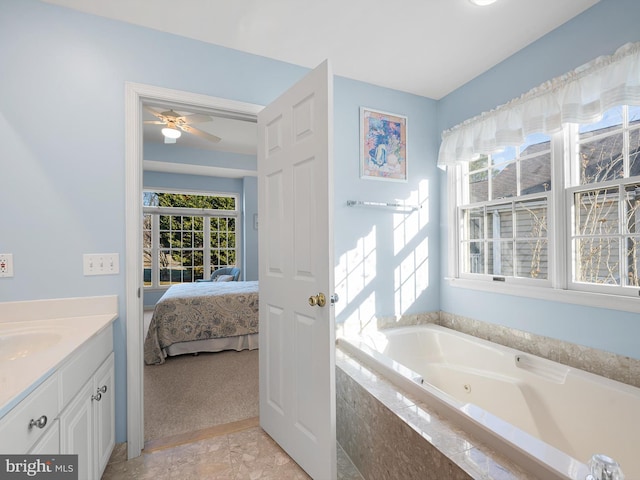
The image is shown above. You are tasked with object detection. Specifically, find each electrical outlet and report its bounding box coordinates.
[83,253,119,276]
[0,254,14,277]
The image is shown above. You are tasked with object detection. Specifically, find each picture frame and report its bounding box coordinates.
[360,107,408,182]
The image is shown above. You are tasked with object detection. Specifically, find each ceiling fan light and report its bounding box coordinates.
[161,126,181,139]
[469,0,497,5]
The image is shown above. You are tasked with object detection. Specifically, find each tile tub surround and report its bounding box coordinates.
[336,349,536,480]
[377,311,440,330]
[438,312,640,389]
[338,312,440,339]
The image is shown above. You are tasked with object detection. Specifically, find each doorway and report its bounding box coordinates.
[141,102,260,442]
[124,82,263,458]
[125,66,341,478]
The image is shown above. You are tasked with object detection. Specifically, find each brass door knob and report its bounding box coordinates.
[308,293,326,307]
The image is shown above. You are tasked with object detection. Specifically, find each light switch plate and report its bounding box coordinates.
[0,254,14,277]
[83,253,119,275]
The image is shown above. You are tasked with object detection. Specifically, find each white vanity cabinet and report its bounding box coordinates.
[0,319,115,480]
[59,353,114,479]
[59,328,115,480]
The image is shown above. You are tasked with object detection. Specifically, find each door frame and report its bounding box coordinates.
[124,82,263,459]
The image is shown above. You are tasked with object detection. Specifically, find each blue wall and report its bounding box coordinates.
[0,0,303,444]
[334,78,439,329]
[438,0,640,360]
[1,0,439,443]
[144,143,257,172]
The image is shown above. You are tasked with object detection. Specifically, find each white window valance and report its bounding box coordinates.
[438,42,640,168]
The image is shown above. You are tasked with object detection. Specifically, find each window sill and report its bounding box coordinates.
[446,277,640,314]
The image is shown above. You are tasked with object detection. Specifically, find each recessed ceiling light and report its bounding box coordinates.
[469,0,497,5]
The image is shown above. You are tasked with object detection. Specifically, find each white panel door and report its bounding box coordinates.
[258,60,336,479]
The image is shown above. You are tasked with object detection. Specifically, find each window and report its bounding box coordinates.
[453,105,640,300]
[569,105,640,292]
[459,134,551,284]
[143,191,238,288]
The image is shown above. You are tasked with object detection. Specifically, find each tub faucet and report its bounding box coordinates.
[586,454,624,480]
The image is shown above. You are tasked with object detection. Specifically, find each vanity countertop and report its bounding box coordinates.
[0,295,118,419]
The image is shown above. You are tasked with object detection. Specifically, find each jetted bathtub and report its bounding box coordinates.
[338,324,638,480]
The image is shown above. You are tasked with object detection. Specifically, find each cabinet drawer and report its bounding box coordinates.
[59,325,113,406]
[29,418,60,454]
[0,373,60,453]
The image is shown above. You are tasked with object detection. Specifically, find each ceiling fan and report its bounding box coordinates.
[144,106,222,144]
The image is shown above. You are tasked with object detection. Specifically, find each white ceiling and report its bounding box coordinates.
[42,0,601,169]
[42,0,599,99]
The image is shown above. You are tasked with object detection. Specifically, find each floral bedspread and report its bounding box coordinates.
[144,281,259,365]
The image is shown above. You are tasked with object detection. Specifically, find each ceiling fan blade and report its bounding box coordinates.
[181,113,212,125]
[181,125,222,143]
[143,105,164,119]
[144,120,165,125]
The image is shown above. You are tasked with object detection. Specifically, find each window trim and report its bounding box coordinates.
[143,187,239,213]
[446,276,640,313]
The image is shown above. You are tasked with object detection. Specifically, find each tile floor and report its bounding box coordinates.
[102,425,363,480]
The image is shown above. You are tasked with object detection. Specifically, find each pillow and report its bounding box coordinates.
[215,274,234,282]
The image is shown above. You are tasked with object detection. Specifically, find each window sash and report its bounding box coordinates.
[567,179,640,295]
[458,193,551,286]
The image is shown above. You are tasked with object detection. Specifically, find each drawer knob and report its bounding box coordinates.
[92,385,108,402]
[28,415,47,430]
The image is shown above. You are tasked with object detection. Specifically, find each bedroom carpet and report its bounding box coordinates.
[144,348,259,441]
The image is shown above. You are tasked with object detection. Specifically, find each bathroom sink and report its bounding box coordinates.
[0,331,63,361]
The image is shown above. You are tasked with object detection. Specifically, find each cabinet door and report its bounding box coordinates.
[93,353,115,479]
[29,419,60,455]
[60,382,93,480]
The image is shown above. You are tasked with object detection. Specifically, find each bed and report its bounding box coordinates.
[144,280,259,365]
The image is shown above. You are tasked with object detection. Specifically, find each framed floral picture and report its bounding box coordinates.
[360,107,408,182]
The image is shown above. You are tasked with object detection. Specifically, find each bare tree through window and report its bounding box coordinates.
[574,106,640,287]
